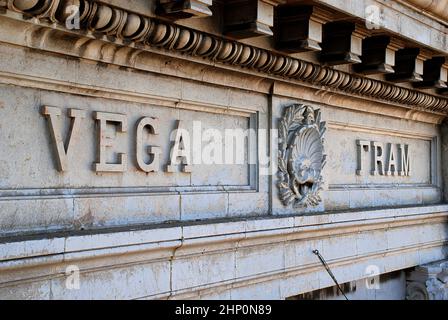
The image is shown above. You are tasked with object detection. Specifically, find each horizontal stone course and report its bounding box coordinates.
[0,204,447,299]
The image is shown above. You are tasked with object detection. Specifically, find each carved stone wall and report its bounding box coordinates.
[0,0,447,300]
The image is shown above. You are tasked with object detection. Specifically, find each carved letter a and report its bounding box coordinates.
[41,106,86,172]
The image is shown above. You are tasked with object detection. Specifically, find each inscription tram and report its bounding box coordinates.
[356,139,411,176]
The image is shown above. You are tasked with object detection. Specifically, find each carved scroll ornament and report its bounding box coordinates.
[278,104,326,208]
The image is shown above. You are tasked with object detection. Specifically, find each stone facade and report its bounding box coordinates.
[0,0,447,300]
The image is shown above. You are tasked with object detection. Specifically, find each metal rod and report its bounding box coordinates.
[313,250,349,300]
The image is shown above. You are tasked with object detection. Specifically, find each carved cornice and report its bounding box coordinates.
[3,0,448,114]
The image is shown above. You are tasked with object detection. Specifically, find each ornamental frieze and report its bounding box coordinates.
[2,0,448,114]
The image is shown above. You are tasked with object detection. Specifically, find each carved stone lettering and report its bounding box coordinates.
[399,143,411,176]
[94,111,128,173]
[166,120,192,173]
[41,106,86,172]
[136,117,162,173]
[356,140,411,177]
[386,143,397,176]
[371,141,384,176]
[356,140,370,175]
[42,107,200,174]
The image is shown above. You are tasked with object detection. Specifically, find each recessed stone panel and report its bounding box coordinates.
[0,82,267,234]
[0,86,254,191]
[327,127,431,186]
[271,97,441,214]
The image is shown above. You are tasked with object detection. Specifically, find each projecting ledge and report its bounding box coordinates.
[1,204,447,268]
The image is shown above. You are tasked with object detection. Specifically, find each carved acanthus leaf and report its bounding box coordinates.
[278,104,326,208]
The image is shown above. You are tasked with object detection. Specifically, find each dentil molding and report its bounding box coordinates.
[2,0,448,114]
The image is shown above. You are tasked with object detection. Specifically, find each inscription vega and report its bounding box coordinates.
[41,106,191,173]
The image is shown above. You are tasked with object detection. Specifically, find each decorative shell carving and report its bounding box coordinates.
[278,104,326,208]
